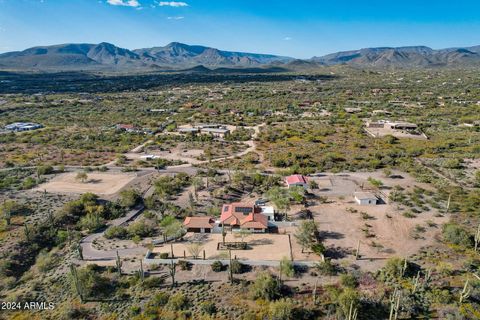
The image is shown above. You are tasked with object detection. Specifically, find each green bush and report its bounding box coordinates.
[104,226,128,239]
[268,298,295,320]
[315,260,337,276]
[143,276,165,288]
[211,261,224,272]
[166,293,189,311]
[442,223,472,247]
[200,301,217,315]
[178,260,190,270]
[250,272,281,301]
[340,273,358,288]
[159,252,169,259]
[230,260,244,274]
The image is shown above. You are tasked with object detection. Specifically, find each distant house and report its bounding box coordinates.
[220,203,268,232]
[354,192,378,205]
[5,122,43,132]
[183,216,215,233]
[177,124,230,138]
[200,127,230,138]
[285,174,308,189]
[177,127,200,134]
[140,155,161,161]
[385,122,418,130]
[344,107,362,113]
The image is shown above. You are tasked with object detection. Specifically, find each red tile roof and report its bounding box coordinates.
[183,216,215,229]
[220,203,267,229]
[285,174,308,185]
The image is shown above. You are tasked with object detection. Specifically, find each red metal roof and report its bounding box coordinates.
[285,174,308,185]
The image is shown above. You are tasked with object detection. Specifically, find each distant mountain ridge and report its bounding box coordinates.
[1,42,480,71]
[0,42,293,71]
[311,45,480,68]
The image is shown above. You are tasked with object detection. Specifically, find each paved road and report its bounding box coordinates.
[80,205,146,260]
[143,257,319,267]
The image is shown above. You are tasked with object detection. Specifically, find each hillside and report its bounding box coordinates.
[0,42,293,71]
[312,45,480,68]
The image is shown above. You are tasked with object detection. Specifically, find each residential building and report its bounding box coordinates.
[5,122,43,132]
[220,203,268,232]
[285,174,308,188]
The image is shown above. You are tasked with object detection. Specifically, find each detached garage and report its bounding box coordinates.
[183,216,215,233]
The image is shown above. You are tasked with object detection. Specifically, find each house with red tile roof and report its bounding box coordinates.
[285,174,308,188]
[183,216,215,233]
[220,202,268,232]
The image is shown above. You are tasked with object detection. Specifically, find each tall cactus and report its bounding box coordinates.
[116,251,122,276]
[412,271,421,293]
[347,301,358,320]
[474,223,480,252]
[77,244,83,260]
[139,260,144,282]
[401,258,408,277]
[459,279,471,304]
[168,260,176,288]
[389,288,401,320]
[355,240,360,260]
[70,264,84,302]
[24,222,31,242]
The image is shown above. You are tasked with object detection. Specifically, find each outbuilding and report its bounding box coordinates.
[183,216,215,233]
[354,192,378,205]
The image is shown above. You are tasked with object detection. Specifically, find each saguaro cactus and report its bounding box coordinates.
[70,264,84,302]
[168,260,176,288]
[116,251,122,276]
[474,223,480,252]
[389,288,401,320]
[347,301,358,320]
[459,279,471,304]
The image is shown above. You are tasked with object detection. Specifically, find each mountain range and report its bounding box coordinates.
[0,42,479,71]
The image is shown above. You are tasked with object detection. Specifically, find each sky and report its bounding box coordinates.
[0,0,480,58]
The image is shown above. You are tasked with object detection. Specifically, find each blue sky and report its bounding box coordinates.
[0,0,479,58]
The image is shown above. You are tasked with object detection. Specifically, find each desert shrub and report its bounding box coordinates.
[143,276,165,288]
[119,189,141,208]
[230,260,244,274]
[127,219,156,238]
[104,226,128,239]
[442,223,472,247]
[150,292,170,307]
[159,252,169,259]
[200,301,217,315]
[37,165,54,176]
[36,249,59,273]
[72,265,115,299]
[178,260,190,270]
[166,293,189,311]
[338,288,360,318]
[250,272,281,301]
[211,261,224,272]
[315,260,337,276]
[377,257,416,283]
[268,298,295,320]
[340,273,358,288]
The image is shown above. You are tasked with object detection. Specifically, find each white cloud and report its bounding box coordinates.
[283,37,292,41]
[159,1,188,7]
[167,16,184,20]
[107,0,140,7]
